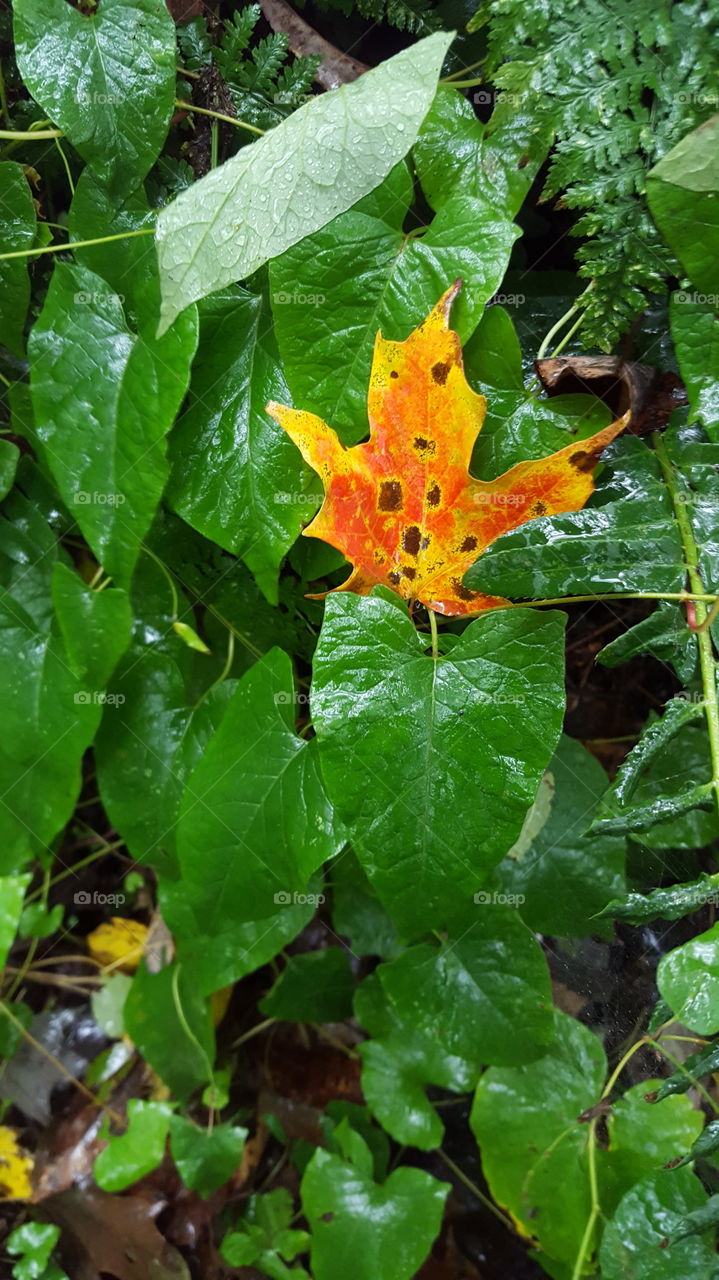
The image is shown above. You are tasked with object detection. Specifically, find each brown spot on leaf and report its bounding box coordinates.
[426,484,441,508]
[431,361,450,386]
[459,535,478,553]
[389,370,399,379]
[388,571,402,585]
[413,436,436,456]
[402,525,422,556]
[420,535,430,551]
[531,500,548,516]
[569,449,602,474]
[402,566,417,580]
[378,480,403,511]
[451,578,477,603]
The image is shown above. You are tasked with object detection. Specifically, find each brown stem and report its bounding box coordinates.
[259,0,368,89]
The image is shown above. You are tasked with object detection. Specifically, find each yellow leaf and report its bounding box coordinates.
[0,1126,33,1200]
[87,917,149,973]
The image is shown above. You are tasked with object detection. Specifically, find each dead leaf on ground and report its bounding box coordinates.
[41,1185,189,1280]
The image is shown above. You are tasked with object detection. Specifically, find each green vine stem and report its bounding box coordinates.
[536,283,595,361]
[0,125,63,140]
[653,432,719,818]
[498,590,719,610]
[174,99,264,136]
[0,227,154,262]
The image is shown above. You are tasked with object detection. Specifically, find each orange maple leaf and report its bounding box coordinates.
[267,283,629,616]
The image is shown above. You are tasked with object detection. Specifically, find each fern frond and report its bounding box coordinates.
[177,16,212,73]
[484,0,719,349]
[215,4,261,81]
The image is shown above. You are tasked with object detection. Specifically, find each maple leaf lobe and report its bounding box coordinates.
[267,285,629,616]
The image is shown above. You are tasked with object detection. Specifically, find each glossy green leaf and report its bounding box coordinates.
[259,948,354,1023]
[177,649,338,930]
[68,169,155,305]
[330,851,400,960]
[465,438,684,598]
[95,652,234,875]
[167,288,310,601]
[270,176,519,443]
[647,115,719,297]
[593,784,714,836]
[377,911,552,1065]
[94,1099,174,1192]
[18,901,63,940]
[156,33,453,333]
[221,1188,310,1276]
[669,1118,719,1169]
[594,720,719,848]
[670,295,719,441]
[463,304,524,389]
[468,386,611,479]
[354,973,477,1151]
[123,961,215,1100]
[597,601,697,685]
[612,699,705,808]
[29,260,198,586]
[648,1041,719,1103]
[0,441,19,503]
[671,1192,719,1243]
[301,1144,449,1280]
[600,1170,716,1280]
[498,734,625,937]
[658,924,719,1034]
[600,873,719,925]
[321,1104,390,1182]
[0,874,31,971]
[161,878,318,996]
[312,594,566,939]
[0,161,36,357]
[6,1222,66,1280]
[0,467,101,872]
[13,0,176,195]
[471,1011,606,1266]
[600,1081,703,1216]
[51,563,131,689]
[169,1115,247,1198]
[413,85,553,216]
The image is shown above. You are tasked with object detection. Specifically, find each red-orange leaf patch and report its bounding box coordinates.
[267,283,629,616]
